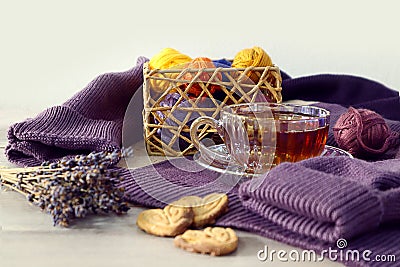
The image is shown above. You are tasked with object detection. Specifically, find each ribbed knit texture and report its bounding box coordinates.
[238,157,400,243]
[4,58,400,266]
[118,157,400,267]
[282,74,400,121]
[6,57,148,166]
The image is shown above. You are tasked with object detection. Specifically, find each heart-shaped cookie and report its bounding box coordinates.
[136,204,194,237]
[172,193,228,228]
[174,227,238,256]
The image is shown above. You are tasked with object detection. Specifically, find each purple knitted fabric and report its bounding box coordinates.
[282,74,400,121]
[6,57,148,166]
[118,156,400,267]
[315,103,400,159]
[4,58,400,266]
[239,157,400,242]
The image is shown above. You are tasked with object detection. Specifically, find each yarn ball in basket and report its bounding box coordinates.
[181,57,222,99]
[148,48,192,93]
[232,46,273,83]
[149,48,192,70]
[212,58,231,83]
[333,107,399,157]
[213,59,232,68]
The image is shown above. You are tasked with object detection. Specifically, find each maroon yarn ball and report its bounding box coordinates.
[333,107,398,157]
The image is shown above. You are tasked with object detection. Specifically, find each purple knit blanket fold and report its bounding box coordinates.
[239,156,400,243]
[6,57,148,167]
[118,157,400,267]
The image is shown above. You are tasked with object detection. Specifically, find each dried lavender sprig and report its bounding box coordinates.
[0,150,129,227]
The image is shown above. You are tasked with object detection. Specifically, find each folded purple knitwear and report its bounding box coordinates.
[119,156,400,267]
[5,57,400,267]
[6,57,148,166]
[239,156,400,242]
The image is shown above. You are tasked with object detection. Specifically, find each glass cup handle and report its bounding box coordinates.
[190,116,230,165]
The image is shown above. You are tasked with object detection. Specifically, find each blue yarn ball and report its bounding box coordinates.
[212,59,232,68]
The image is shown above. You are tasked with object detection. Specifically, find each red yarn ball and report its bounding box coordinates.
[333,107,398,157]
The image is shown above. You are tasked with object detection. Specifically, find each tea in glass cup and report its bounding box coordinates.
[190,103,330,174]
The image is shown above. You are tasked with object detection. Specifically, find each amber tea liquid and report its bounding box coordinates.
[223,109,329,173]
[272,112,328,165]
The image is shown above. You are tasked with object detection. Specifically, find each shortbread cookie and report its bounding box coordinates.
[172,193,228,228]
[174,227,238,256]
[136,204,194,237]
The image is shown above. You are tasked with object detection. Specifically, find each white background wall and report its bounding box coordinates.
[1,0,400,116]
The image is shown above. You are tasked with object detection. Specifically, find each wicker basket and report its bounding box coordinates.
[142,61,282,156]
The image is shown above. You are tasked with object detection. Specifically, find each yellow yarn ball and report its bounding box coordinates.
[232,46,273,68]
[232,46,273,84]
[149,48,192,70]
[148,48,192,93]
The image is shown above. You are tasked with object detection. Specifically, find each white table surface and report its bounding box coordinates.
[0,108,341,267]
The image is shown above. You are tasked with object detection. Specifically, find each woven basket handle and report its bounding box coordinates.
[190,116,231,166]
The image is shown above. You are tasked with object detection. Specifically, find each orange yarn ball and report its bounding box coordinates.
[183,57,219,81]
[181,57,221,98]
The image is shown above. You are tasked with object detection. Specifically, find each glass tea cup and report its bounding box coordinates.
[190,103,330,174]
